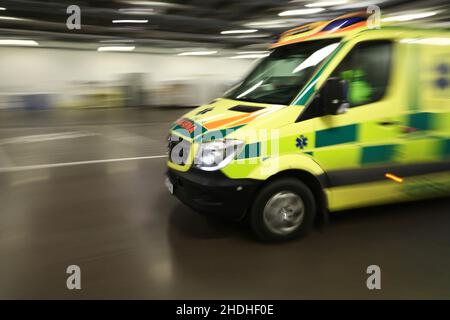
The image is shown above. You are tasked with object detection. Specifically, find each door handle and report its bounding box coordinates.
[377,120,419,133]
[377,120,398,126]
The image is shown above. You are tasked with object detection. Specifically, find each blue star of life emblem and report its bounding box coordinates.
[296,135,308,149]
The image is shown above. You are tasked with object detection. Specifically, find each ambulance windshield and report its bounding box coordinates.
[225,39,341,105]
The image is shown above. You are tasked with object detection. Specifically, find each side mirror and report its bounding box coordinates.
[320,77,349,115]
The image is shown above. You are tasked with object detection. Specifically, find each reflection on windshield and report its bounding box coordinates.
[292,43,340,73]
[225,39,341,105]
[236,80,263,99]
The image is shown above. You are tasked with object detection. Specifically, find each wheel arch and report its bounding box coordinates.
[249,169,329,226]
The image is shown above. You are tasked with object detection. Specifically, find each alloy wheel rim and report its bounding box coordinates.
[263,191,305,235]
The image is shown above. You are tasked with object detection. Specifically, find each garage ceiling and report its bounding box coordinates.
[0,0,448,52]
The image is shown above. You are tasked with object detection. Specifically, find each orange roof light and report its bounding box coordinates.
[273,11,370,48]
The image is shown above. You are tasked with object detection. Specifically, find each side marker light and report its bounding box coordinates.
[385,173,403,183]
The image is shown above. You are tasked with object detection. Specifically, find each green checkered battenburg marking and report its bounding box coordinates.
[444,139,450,157]
[408,112,431,131]
[361,144,396,165]
[315,124,357,148]
[237,142,261,159]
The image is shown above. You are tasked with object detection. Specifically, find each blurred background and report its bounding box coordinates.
[0,0,449,300]
[0,0,449,109]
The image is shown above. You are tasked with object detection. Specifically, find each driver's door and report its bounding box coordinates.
[283,39,408,210]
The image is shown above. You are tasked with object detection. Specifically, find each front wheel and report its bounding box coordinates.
[249,178,316,242]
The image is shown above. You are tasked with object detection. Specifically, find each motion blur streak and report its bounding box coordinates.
[0,155,167,173]
[0,0,449,300]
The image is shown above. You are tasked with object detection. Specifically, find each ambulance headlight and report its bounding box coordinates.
[194,140,245,171]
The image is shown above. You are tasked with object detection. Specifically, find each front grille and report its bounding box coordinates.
[167,134,190,166]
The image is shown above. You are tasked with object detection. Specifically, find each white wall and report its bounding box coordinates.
[0,47,252,93]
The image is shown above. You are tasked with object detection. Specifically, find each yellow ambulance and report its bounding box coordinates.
[166,13,450,241]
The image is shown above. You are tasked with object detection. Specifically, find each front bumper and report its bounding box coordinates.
[167,168,261,220]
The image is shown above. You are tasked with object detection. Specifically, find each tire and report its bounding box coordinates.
[249,177,316,242]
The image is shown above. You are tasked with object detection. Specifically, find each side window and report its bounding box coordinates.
[297,40,393,122]
[331,40,392,107]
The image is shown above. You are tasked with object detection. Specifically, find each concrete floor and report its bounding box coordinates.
[0,108,449,299]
